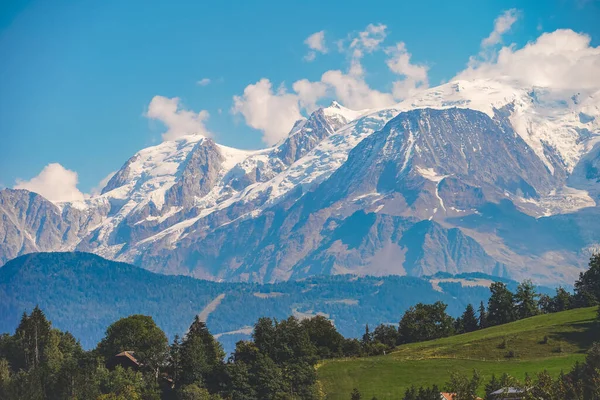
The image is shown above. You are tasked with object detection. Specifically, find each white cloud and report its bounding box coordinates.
[146,96,211,141]
[304,52,317,62]
[293,79,328,112]
[233,70,396,144]
[304,31,327,61]
[233,23,433,142]
[197,78,211,86]
[455,29,600,91]
[90,171,116,196]
[481,9,519,47]
[232,79,303,145]
[232,23,424,141]
[14,163,86,203]
[348,23,388,76]
[350,23,387,54]
[320,70,395,110]
[385,42,429,100]
[305,30,327,52]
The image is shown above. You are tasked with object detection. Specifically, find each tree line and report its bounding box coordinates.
[0,307,399,399]
[0,254,598,399]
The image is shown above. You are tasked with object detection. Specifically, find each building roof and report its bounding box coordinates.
[114,350,140,366]
[490,387,525,395]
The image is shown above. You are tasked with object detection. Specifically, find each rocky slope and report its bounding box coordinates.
[1,78,599,285]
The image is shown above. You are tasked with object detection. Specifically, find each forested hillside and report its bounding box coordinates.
[0,252,526,350]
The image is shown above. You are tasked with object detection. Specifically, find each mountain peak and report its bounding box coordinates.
[322,100,363,123]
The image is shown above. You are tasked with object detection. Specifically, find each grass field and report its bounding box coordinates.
[317,307,599,399]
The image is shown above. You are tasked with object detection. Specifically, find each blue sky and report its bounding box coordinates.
[1,0,599,195]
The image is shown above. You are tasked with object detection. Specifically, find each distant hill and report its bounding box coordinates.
[317,306,599,399]
[0,252,548,351]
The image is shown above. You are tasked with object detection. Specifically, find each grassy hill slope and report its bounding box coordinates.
[317,306,599,399]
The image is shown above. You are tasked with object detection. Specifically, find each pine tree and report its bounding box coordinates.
[15,306,51,370]
[574,254,600,306]
[180,316,224,388]
[169,335,182,386]
[351,387,362,400]
[461,304,479,333]
[485,374,500,398]
[515,280,539,319]
[487,282,516,326]
[552,287,573,312]
[362,324,371,344]
[478,301,488,329]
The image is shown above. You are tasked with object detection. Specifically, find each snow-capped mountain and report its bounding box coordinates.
[1,78,599,285]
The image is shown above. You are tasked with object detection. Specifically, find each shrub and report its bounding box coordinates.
[553,344,564,353]
[498,338,508,349]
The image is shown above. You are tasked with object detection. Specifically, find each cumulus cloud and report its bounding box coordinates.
[292,79,328,112]
[304,31,327,61]
[146,96,211,141]
[481,9,520,47]
[349,23,387,55]
[320,70,395,109]
[90,171,116,196]
[309,23,396,109]
[455,29,600,91]
[233,23,432,142]
[14,163,86,203]
[348,23,388,76]
[385,42,429,100]
[197,78,211,86]
[231,79,303,145]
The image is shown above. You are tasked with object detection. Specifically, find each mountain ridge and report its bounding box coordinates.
[1,78,599,284]
[0,251,537,351]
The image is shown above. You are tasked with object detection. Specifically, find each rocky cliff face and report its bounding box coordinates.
[1,79,599,285]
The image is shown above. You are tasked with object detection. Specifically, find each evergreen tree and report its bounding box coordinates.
[15,306,51,371]
[460,304,479,333]
[478,301,487,330]
[529,371,556,400]
[253,317,277,360]
[487,282,516,326]
[179,316,224,389]
[361,324,371,345]
[403,386,417,400]
[351,387,362,400]
[574,254,600,307]
[223,357,255,400]
[169,335,182,387]
[515,280,539,319]
[484,374,500,399]
[538,294,553,314]
[551,287,573,312]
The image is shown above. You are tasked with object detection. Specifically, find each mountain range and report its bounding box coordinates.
[1,78,599,285]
